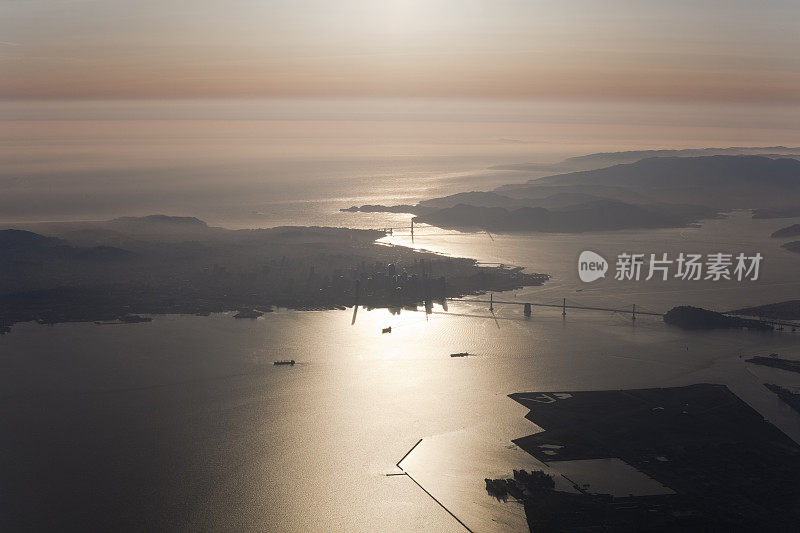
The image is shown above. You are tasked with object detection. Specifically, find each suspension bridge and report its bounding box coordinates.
[372,222,799,330]
[448,296,662,320]
[447,295,799,330]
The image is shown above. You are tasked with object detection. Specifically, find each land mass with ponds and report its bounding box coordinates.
[0,215,548,334]
[488,384,800,532]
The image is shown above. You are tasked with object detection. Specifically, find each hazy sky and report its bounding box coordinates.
[2,0,799,101]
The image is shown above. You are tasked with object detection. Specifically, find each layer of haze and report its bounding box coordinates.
[2,0,799,101]
[3,1,800,225]
[3,97,800,227]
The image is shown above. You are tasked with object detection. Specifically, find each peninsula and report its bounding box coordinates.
[0,216,548,333]
[341,154,800,233]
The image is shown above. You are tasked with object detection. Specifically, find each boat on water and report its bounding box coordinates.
[274,360,295,366]
[450,352,469,357]
[382,327,392,334]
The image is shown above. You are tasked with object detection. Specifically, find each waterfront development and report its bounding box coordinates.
[503,384,800,531]
[0,217,547,333]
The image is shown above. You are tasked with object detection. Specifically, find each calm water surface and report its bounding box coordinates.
[2,212,800,531]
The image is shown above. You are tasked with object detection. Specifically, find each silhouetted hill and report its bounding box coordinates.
[0,229,63,250]
[341,191,614,219]
[0,229,134,264]
[418,191,609,210]
[664,306,771,330]
[110,214,208,228]
[496,155,800,210]
[560,147,800,170]
[420,191,520,209]
[13,215,220,246]
[106,215,210,238]
[534,155,800,188]
[489,146,800,173]
[339,153,800,233]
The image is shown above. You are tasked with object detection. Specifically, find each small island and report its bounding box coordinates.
[663,305,772,330]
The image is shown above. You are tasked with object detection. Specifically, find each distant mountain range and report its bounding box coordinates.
[413,155,800,232]
[0,228,135,262]
[497,156,800,209]
[340,151,800,233]
[490,146,800,173]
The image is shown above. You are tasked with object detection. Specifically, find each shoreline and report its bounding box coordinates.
[0,267,548,335]
[0,218,549,335]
